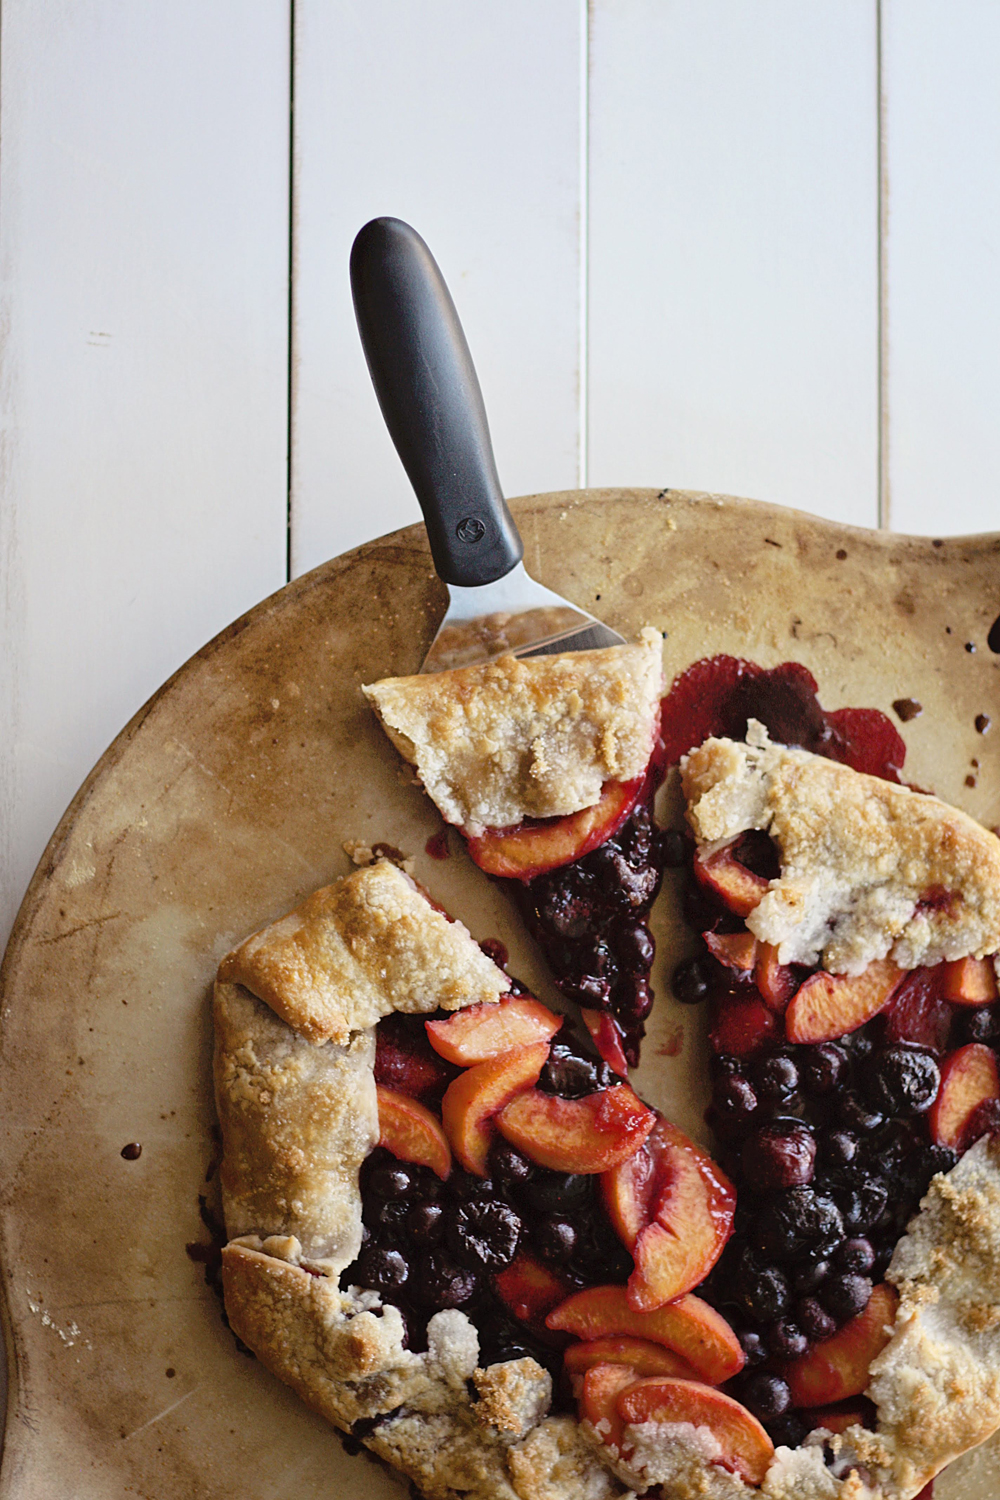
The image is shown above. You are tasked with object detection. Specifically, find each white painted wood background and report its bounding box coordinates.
[4,0,1000,958]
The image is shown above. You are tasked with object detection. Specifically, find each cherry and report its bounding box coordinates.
[835,1237,875,1275]
[820,1273,872,1324]
[356,1247,409,1295]
[797,1296,836,1342]
[741,1120,816,1192]
[742,1372,791,1420]
[767,1319,808,1360]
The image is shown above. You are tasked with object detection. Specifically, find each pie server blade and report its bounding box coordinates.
[350,218,626,674]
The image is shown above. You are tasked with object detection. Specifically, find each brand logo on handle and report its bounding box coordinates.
[456,516,486,544]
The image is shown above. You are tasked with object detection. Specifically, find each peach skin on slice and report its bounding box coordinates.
[441,1039,550,1175]
[805,1402,870,1435]
[493,1251,568,1327]
[942,956,999,1005]
[616,1378,774,1486]
[582,1008,630,1079]
[785,959,904,1044]
[755,942,799,1012]
[929,1042,1000,1149]
[564,1336,700,1382]
[785,1283,898,1408]
[709,992,779,1058]
[496,1084,656,1174]
[547,1286,744,1384]
[376,1085,452,1179]
[580,1363,635,1453]
[603,1117,735,1310]
[426,995,563,1065]
[465,777,643,881]
[694,843,769,918]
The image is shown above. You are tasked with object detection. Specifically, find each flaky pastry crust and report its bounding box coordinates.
[682,722,1000,974]
[217,858,507,1044]
[362,629,664,834]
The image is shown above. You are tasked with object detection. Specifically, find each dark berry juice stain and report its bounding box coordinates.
[478,938,508,970]
[186,1194,255,1357]
[120,1141,142,1160]
[659,656,907,782]
[989,613,1000,653]
[425,829,450,860]
[892,698,922,723]
[976,714,992,734]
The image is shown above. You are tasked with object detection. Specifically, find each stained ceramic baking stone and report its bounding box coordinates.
[1,490,998,1500]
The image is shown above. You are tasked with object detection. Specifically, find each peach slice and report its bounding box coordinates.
[929,1042,1000,1149]
[496,1084,656,1174]
[426,995,563,1065]
[705,930,758,973]
[441,1039,550,1176]
[564,1336,700,1382]
[493,1251,568,1327]
[465,777,643,881]
[785,959,904,1045]
[376,1085,452,1179]
[603,1117,735,1310]
[709,992,779,1058]
[754,942,799,1012]
[784,1283,898,1408]
[546,1286,744,1384]
[694,843,769,918]
[582,1008,630,1079]
[580,1362,634,1452]
[617,1378,774,1486]
[942,956,999,1005]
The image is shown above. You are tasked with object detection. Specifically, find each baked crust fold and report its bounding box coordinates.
[362,629,664,834]
[217,858,507,1045]
[213,981,377,1271]
[681,722,1000,974]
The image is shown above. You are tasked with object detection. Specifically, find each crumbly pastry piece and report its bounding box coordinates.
[681,721,1000,974]
[217,858,507,1045]
[362,629,664,834]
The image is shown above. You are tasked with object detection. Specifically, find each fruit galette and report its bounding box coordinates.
[213,643,1000,1500]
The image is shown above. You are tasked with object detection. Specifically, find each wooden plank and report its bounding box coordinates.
[0,0,290,950]
[882,0,1000,536]
[290,0,581,578]
[587,0,880,529]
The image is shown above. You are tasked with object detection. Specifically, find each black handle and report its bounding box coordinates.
[350,217,523,587]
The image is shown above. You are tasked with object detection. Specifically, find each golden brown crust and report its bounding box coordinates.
[681,722,1000,974]
[362,629,664,834]
[213,981,376,1270]
[217,858,507,1044]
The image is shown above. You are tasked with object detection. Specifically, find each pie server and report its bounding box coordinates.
[350,217,625,673]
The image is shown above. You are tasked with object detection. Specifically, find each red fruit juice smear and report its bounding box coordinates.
[425,829,450,860]
[660,656,906,781]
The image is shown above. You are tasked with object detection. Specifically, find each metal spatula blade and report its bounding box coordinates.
[350,218,626,674]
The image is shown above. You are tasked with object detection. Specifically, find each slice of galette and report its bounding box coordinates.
[363,630,670,1067]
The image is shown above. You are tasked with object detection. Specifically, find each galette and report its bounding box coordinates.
[212,642,1000,1500]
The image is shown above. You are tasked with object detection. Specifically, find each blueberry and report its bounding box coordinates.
[672,955,718,1005]
[834,1177,888,1232]
[451,1171,494,1202]
[533,873,594,940]
[766,1413,809,1449]
[741,1121,816,1192]
[523,1171,593,1215]
[406,1202,445,1245]
[367,1163,416,1201]
[819,1130,858,1168]
[356,1246,409,1295]
[835,1237,875,1275]
[538,1042,613,1099]
[862,1046,940,1116]
[753,1053,800,1108]
[767,1319,808,1360]
[533,1216,577,1264]
[368,1199,410,1236]
[489,1140,535,1191]
[837,1095,885,1135]
[712,1074,759,1138]
[957,1006,1000,1046]
[754,1189,843,1261]
[742,1372,791,1420]
[799,1043,849,1096]
[791,1254,831,1295]
[820,1273,872,1323]
[414,1251,478,1309]
[613,920,656,972]
[736,1257,791,1321]
[447,1200,521,1272]
[738,1329,768,1367]
[797,1297,836,1342]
